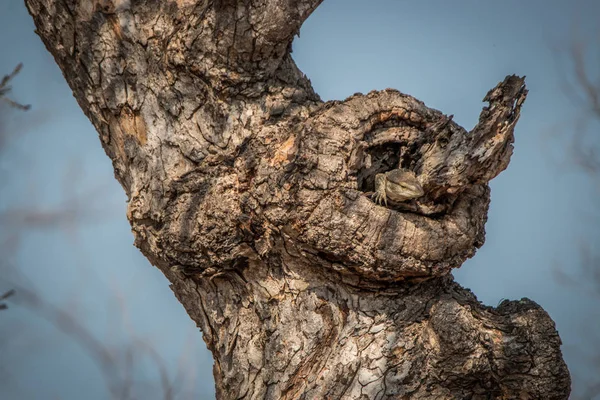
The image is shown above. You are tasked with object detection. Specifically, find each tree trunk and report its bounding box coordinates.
[25,0,570,398]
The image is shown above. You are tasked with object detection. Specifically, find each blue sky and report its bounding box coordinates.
[1,0,599,398]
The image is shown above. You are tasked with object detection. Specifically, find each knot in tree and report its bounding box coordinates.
[25,0,570,398]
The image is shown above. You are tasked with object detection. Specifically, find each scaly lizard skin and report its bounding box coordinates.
[373,169,424,207]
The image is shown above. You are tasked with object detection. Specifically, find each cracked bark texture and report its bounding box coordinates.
[25,0,570,398]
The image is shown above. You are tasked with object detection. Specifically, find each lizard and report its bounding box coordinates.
[372,169,424,207]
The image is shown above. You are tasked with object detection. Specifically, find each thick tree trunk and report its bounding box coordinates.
[25,0,570,398]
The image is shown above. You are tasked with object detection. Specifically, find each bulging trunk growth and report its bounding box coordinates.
[25,0,570,398]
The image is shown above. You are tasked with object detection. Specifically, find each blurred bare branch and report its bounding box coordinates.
[0,66,201,399]
[0,63,31,111]
[553,243,600,298]
[554,35,600,177]
[0,289,15,311]
[569,40,600,116]
[553,30,600,400]
[2,278,185,400]
[4,280,122,395]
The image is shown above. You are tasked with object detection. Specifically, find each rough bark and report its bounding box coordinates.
[25,0,570,398]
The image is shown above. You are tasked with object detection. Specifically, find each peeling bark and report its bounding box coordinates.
[25,0,570,398]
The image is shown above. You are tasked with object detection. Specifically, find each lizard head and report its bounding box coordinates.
[385,169,425,201]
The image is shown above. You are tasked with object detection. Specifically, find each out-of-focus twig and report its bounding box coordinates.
[553,31,600,399]
[0,63,199,399]
[0,289,15,310]
[0,64,31,111]
[3,281,124,396]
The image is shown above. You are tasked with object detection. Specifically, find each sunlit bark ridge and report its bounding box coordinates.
[25,0,570,398]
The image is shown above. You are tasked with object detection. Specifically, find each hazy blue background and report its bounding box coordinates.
[1,0,599,398]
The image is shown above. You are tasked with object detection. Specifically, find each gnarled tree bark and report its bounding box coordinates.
[25,0,570,398]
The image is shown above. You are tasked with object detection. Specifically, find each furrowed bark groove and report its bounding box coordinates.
[25,0,570,398]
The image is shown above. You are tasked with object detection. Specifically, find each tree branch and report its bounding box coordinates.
[24,0,570,398]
